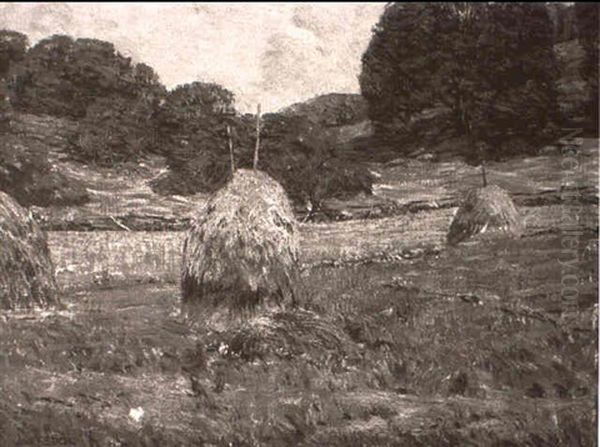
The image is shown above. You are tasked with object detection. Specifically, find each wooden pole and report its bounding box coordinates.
[478,142,487,187]
[481,160,487,188]
[227,125,235,175]
[253,103,261,169]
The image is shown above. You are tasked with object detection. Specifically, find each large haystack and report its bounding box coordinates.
[0,191,58,309]
[447,185,524,246]
[181,169,300,317]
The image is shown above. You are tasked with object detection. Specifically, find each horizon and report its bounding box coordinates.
[0,2,386,113]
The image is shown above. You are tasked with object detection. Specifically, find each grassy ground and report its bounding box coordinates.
[2,224,597,445]
[47,202,596,289]
[2,140,598,445]
[33,138,598,229]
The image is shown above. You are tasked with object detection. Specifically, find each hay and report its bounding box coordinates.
[447,185,524,246]
[181,169,300,316]
[216,308,352,362]
[0,191,59,309]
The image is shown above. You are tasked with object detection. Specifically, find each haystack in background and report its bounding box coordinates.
[0,191,59,309]
[181,168,300,318]
[447,185,524,246]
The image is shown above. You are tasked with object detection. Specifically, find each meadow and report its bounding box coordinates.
[1,146,598,446]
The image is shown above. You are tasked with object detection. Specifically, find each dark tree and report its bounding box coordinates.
[575,3,599,134]
[546,3,578,44]
[10,35,159,119]
[0,30,28,124]
[0,30,28,78]
[360,2,560,159]
[72,91,163,166]
[258,113,372,211]
[152,99,373,211]
[151,82,242,193]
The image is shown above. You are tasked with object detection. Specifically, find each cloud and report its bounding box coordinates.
[0,3,384,112]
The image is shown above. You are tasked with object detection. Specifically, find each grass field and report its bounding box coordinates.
[2,144,598,446]
[1,226,597,445]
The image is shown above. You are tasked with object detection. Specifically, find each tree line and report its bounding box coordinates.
[360,2,598,161]
[0,2,596,208]
[0,32,372,211]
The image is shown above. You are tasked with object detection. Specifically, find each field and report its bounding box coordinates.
[1,147,598,445]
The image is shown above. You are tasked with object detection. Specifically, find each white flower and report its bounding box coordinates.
[129,407,144,423]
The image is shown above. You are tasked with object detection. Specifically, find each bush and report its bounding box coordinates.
[0,134,89,207]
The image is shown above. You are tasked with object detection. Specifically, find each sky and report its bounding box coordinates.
[0,2,386,112]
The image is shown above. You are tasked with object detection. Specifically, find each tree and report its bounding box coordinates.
[546,3,578,44]
[0,30,28,78]
[152,98,373,212]
[72,92,163,166]
[0,30,28,124]
[69,59,165,166]
[150,82,243,193]
[10,35,159,118]
[575,3,599,134]
[360,2,560,160]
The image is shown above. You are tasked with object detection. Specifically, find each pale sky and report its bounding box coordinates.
[0,2,385,112]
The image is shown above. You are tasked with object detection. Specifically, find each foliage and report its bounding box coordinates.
[360,2,560,159]
[257,113,373,210]
[9,35,159,119]
[153,98,373,210]
[71,89,163,166]
[0,134,89,207]
[280,93,368,128]
[0,29,28,78]
[0,30,28,122]
[546,3,578,44]
[575,3,599,134]
[1,29,373,205]
[150,81,242,193]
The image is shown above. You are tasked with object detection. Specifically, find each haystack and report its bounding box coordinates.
[447,185,524,246]
[0,191,58,309]
[181,169,300,317]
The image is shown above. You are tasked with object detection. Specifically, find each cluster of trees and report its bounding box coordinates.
[0,31,372,211]
[151,104,372,211]
[0,32,90,206]
[359,2,597,161]
[0,3,596,208]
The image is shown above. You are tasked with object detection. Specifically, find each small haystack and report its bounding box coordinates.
[0,191,58,309]
[181,169,300,317]
[447,185,524,246]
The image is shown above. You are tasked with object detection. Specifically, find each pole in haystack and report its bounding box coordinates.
[446,140,524,245]
[181,169,300,321]
[253,103,261,169]
[478,142,488,187]
[227,124,235,175]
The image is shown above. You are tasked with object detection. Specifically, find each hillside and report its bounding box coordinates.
[280,93,368,128]
[0,35,596,229]
[12,106,594,231]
